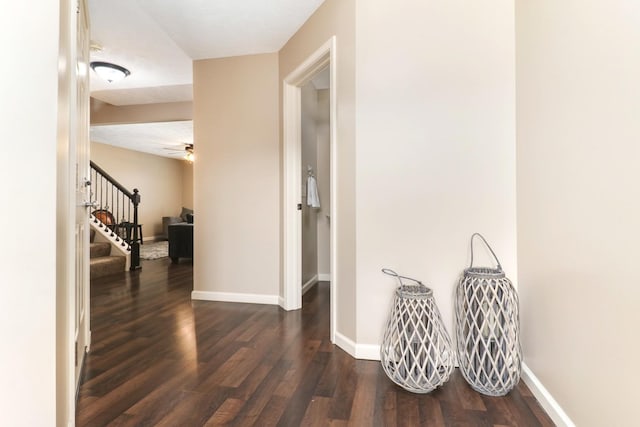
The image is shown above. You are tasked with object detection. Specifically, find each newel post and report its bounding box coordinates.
[130,188,141,270]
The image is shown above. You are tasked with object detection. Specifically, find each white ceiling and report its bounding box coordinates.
[88,0,326,159]
[88,0,325,106]
[91,121,193,159]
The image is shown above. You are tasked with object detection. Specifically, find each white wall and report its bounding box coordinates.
[0,2,60,424]
[516,1,640,425]
[355,0,517,345]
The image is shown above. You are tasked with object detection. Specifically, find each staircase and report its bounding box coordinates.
[90,227,126,279]
[90,160,141,271]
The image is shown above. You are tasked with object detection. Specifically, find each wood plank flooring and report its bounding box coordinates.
[77,258,554,426]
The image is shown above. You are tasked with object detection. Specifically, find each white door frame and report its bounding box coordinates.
[282,36,338,342]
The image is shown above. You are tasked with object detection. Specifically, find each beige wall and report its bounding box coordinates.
[91,142,188,239]
[354,0,517,345]
[301,83,319,285]
[181,161,194,210]
[90,98,192,125]
[300,84,331,285]
[193,53,280,298]
[0,1,59,424]
[280,0,357,339]
[516,1,640,425]
[316,89,331,277]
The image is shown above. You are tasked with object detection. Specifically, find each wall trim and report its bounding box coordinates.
[334,331,356,358]
[302,275,318,295]
[318,273,330,281]
[327,340,570,424]
[521,363,575,427]
[334,332,381,361]
[356,343,381,361]
[191,290,279,305]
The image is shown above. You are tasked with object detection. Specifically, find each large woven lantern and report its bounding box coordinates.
[454,233,522,396]
[380,269,454,393]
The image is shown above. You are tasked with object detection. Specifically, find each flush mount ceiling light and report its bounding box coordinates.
[90,61,130,83]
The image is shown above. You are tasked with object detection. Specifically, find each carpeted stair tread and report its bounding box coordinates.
[90,224,126,279]
[90,256,126,280]
[90,242,111,258]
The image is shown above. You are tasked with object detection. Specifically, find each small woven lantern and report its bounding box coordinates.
[380,269,454,393]
[454,233,522,396]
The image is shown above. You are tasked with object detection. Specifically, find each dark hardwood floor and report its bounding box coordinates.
[77,258,554,426]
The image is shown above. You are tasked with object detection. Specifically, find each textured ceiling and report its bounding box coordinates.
[88,0,193,105]
[90,121,193,159]
[88,0,325,106]
[88,0,326,159]
[138,0,326,60]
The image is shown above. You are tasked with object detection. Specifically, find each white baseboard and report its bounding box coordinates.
[302,275,318,295]
[334,332,381,361]
[318,273,330,281]
[334,332,356,357]
[521,363,575,427]
[278,296,285,308]
[328,340,571,425]
[355,343,380,361]
[191,290,279,305]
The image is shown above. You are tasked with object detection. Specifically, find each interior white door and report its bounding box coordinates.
[74,0,91,385]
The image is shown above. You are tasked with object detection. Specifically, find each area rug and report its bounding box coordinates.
[139,240,168,260]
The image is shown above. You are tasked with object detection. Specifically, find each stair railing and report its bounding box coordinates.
[89,160,141,270]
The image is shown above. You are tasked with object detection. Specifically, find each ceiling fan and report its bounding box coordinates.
[164,143,194,161]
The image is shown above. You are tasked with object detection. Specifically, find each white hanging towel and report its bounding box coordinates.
[307,175,321,208]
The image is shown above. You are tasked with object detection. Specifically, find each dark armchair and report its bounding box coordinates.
[168,223,193,263]
[161,207,193,240]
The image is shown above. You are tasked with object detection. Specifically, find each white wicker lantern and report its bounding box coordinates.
[380,269,454,393]
[454,234,522,396]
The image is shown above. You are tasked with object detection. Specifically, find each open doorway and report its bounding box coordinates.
[282,37,337,342]
[301,72,331,295]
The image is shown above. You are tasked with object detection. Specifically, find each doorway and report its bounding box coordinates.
[282,37,337,342]
[300,73,331,295]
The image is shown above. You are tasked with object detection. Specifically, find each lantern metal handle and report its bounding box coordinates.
[382,268,428,297]
[469,233,502,271]
[382,268,423,285]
